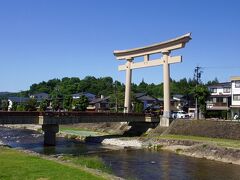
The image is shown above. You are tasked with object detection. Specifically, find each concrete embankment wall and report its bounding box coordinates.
[166,120,240,140]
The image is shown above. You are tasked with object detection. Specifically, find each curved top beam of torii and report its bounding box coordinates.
[113,33,191,60]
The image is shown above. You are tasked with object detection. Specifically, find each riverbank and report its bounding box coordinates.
[83,134,240,165]
[2,123,240,166]
[1,125,240,180]
[59,124,240,166]
[0,146,122,180]
[143,135,240,165]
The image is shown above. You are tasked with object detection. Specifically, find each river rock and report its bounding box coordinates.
[102,138,142,148]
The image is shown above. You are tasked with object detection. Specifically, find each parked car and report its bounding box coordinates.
[176,111,189,119]
[171,111,178,119]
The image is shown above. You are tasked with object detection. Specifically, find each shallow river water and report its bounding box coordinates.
[0,126,240,180]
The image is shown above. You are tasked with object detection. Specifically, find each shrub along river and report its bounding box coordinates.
[0,126,240,180]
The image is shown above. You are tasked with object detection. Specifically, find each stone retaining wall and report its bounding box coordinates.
[167,120,240,140]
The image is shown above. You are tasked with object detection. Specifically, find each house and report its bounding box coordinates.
[30,92,49,102]
[172,94,189,111]
[72,92,96,102]
[230,76,240,118]
[158,95,189,112]
[135,93,159,111]
[8,97,30,111]
[206,82,231,112]
[88,95,110,112]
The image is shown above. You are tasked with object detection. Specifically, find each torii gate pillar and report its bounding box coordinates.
[114,33,191,126]
[124,58,132,113]
[161,50,171,126]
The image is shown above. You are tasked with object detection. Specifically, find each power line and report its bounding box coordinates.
[201,66,240,69]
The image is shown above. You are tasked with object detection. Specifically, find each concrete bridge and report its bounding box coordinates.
[0,111,159,145]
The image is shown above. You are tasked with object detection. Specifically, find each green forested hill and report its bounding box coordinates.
[25,76,217,98]
[1,76,217,113]
[2,76,218,99]
[29,76,118,97]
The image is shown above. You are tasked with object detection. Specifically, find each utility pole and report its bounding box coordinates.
[194,66,202,120]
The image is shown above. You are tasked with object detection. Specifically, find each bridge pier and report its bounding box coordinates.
[42,124,59,146]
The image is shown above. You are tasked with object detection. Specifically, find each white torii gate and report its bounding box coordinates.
[113,33,191,127]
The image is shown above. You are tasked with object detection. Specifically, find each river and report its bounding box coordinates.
[0,126,240,180]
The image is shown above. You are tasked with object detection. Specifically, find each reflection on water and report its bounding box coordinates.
[99,149,240,180]
[0,127,115,155]
[1,126,240,180]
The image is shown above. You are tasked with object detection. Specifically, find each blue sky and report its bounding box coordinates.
[0,0,240,92]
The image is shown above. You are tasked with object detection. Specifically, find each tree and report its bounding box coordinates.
[109,91,125,112]
[51,91,63,111]
[72,95,88,111]
[206,77,219,86]
[11,102,18,111]
[39,99,48,111]
[1,100,9,111]
[16,104,26,111]
[192,85,210,118]
[25,98,37,111]
[63,96,73,111]
[137,79,148,93]
[134,101,144,113]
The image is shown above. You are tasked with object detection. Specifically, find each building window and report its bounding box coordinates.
[223,98,227,103]
[223,88,230,93]
[233,94,240,101]
[213,98,217,103]
[235,81,240,88]
[210,88,217,93]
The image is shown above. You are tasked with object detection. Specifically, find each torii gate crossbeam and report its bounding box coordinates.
[113,33,191,127]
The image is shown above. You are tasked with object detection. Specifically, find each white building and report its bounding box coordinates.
[230,76,240,117]
[207,82,231,111]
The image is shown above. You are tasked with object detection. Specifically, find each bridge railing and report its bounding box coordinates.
[0,111,40,116]
[40,111,146,117]
[0,111,147,117]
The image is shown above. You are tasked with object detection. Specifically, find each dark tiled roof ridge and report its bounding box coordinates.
[208,82,231,87]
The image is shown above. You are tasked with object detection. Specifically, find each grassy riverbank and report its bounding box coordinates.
[144,134,240,165]
[0,147,113,180]
[157,134,240,149]
[60,126,93,132]
[60,155,112,173]
[60,126,106,137]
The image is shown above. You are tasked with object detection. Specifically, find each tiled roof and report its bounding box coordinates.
[90,96,110,104]
[32,92,49,96]
[8,97,30,103]
[137,95,157,101]
[135,92,147,98]
[72,92,96,98]
[208,82,231,88]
